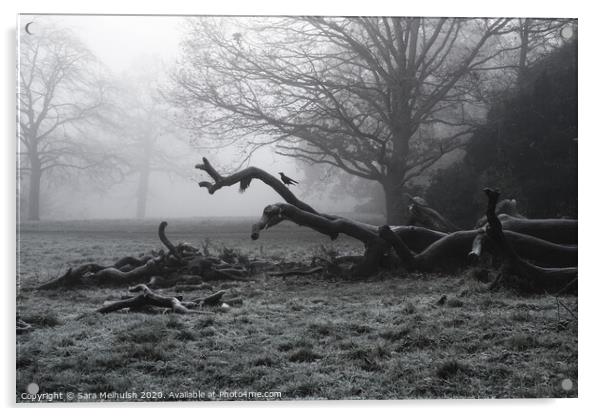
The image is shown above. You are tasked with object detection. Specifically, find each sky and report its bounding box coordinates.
[17,14,360,219]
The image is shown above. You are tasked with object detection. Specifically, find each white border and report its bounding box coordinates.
[2,1,599,415]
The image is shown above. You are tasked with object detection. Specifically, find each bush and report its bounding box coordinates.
[425,39,577,221]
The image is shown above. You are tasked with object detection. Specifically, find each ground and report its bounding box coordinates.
[16,218,578,401]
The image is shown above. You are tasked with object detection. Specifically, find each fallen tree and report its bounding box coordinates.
[35,158,576,296]
[195,158,577,290]
[481,188,577,293]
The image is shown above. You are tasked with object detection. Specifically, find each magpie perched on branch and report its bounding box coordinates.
[278,172,299,186]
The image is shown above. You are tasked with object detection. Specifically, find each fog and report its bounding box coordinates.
[17,15,362,220]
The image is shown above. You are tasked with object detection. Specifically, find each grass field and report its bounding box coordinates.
[16,218,578,401]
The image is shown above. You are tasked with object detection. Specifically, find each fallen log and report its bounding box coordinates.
[500,216,577,245]
[194,158,577,276]
[483,189,577,293]
[379,223,576,271]
[391,226,447,253]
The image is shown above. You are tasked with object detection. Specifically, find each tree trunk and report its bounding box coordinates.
[384,91,412,225]
[517,18,530,88]
[383,180,409,225]
[136,167,150,219]
[28,160,41,221]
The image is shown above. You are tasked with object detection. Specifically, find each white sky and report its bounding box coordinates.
[20,15,183,73]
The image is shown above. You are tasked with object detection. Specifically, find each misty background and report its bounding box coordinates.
[17,15,577,224]
[17,15,364,220]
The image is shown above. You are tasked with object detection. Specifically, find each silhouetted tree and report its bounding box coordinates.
[174,17,525,224]
[18,26,116,220]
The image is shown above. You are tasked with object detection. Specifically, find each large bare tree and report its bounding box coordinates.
[18,26,115,220]
[173,17,534,223]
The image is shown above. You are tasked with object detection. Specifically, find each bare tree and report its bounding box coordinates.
[18,26,115,220]
[173,17,533,223]
[112,66,191,219]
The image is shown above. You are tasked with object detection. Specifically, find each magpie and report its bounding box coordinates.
[278,172,299,186]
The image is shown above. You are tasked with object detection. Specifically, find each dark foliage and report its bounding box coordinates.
[427,39,577,224]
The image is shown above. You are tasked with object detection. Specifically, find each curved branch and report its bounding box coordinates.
[159,221,181,260]
[500,215,577,245]
[380,224,576,270]
[196,157,320,215]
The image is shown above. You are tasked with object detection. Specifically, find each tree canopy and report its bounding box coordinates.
[173,17,570,223]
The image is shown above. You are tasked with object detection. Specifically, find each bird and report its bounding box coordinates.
[278,172,299,186]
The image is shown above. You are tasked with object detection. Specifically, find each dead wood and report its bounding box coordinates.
[37,220,260,290]
[475,198,524,227]
[251,203,380,243]
[159,221,182,260]
[468,228,486,263]
[391,226,447,252]
[37,263,106,290]
[408,201,459,233]
[196,157,322,216]
[483,188,577,293]
[113,256,146,269]
[40,158,579,295]
[500,215,577,245]
[380,222,576,271]
[98,284,224,314]
[90,258,161,284]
